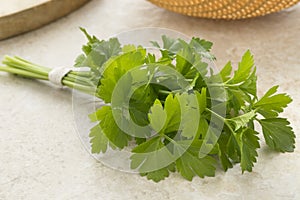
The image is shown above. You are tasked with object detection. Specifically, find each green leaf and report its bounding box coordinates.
[96,106,131,149]
[191,37,213,52]
[74,54,86,67]
[222,50,257,113]
[259,118,295,152]
[176,45,194,76]
[140,163,175,182]
[88,105,111,122]
[98,47,146,103]
[129,85,158,126]
[92,37,122,60]
[89,124,109,154]
[79,27,101,55]
[228,110,256,131]
[176,93,201,139]
[156,35,214,60]
[231,50,254,84]
[148,99,167,133]
[217,132,233,171]
[189,37,215,60]
[132,136,163,154]
[220,61,232,81]
[150,40,160,48]
[227,89,247,113]
[196,88,207,114]
[75,28,121,76]
[174,38,210,78]
[130,136,175,173]
[152,94,181,134]
[122,44,137,53]
[226,134,241,163]
[254,86,292,118]
[235,128,260,172]
[146,53,156,64]
[148,93,200,139]
[161,35,182,53]
[176,143,217,181]
[239,67,257,97]
[85,37,121,77]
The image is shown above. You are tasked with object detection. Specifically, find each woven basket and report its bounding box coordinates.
[148,0,300,19]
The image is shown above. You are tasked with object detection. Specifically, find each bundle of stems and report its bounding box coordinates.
[0,56,95,95]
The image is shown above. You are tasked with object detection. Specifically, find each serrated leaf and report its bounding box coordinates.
[140,163,175,182]
[175,93,200,138]
[98,48,146,103]
[220,61,232,81]
[227,134,241,163]
[228,110,256,131]
[239,67,257,97]
[74,54,86,67]
[148,99,167,133]
[129,85,158,126]
[227,89,247,113]
[231,50,254,84]
[217,132,233,171]
[88,105,111,122]
[130,136,175,172]
[161,35,182,53]
[148,93,199,138]
[122,44,137,53]
[196,88,207,114]
[150,40,160,48]
[89,124,109,154]
[254,86,292,118]
[259,118,295,152]
[189,37,215,60]
[190,37,213,52]
[176,46,194,76]
[146,53,156,64]
[176,145,216,181]
[141,167,170,182]
[95,106,131,149]
[159,94,181,134]
[235,128,260,172]
[75,28,121,77]
[79,27,101,55]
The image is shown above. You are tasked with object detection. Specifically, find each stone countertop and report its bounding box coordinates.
[0,0,299,199]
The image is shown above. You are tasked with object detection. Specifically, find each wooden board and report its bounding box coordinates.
[0,0,90,40]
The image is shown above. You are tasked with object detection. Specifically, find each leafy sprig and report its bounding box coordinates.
[0,28,295,182]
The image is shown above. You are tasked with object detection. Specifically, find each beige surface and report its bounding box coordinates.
[0,0,299,199]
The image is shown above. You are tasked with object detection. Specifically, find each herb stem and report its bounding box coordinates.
[205,108,235,134]
[0,56,97,96]
[0,66,48,80]
[158,90,171,95]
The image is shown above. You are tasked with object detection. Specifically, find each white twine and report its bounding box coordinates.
[48,67,89,87]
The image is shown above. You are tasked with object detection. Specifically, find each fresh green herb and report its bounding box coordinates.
[0,28,295,182]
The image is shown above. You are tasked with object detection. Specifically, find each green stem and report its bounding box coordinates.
[70,71,92,77]
[66,73,94,86]
[158,90,171,95]
[0,56,97,97]
[3,56,50,76]
[62,80,95,95]
[205,108,235,134]
[0,66,48,80]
